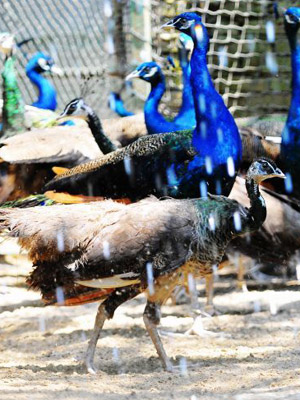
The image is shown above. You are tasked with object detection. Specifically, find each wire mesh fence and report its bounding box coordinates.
[0,0,295,118]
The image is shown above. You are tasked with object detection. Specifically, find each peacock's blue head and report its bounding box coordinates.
[57,98,90,121]
[161,12,209,51]
[284,7,300,36]
[26,52,62,75]
[126,62,162,83]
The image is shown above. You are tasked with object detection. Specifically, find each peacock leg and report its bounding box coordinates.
[204,273,214,315]
[85,285,141,374]
[143,300,173,372]
[85,303,108,374]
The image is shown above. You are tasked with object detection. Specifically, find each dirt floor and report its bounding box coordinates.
[1,253,300,400]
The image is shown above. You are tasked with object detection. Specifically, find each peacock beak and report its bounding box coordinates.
[159,18,177,30]
[274,167,286,179]
[125,70,140,81]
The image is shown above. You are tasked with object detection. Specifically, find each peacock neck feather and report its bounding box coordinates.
[174,49,195,126]
[26,68,57,111]
[1,55,26,138]
[245,177,266,231]
[144,72,173,134]
[84,104,117,154]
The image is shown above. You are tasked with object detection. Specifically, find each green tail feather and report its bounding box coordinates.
[1,55,26,138]
[0,194,56,208]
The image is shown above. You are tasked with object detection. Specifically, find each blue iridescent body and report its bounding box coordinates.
[165,12,242,196]
[108,92,134,117]
[174,33,196,127]
[26,52,57,111]
[281,7,300,197]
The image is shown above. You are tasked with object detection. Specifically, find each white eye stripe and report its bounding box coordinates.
[285,14,298,24]
[144,66,158,78]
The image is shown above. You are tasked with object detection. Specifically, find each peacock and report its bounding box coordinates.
[0,158,285,373]
[236,7,300,199]
[108,91,134,117]
[44,12,242,201]
[280,6,300,198]
[26,52,62,111]
[126,34,196,134]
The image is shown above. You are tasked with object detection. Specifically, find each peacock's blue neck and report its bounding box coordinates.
[189,43,242,167]
[144,76,174,134]
[174,56,196,126]
[26,69,57,111]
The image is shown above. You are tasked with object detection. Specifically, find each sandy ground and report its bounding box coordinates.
[1,256,300,400]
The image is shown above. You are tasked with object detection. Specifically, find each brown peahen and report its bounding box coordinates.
[0,158,284,373]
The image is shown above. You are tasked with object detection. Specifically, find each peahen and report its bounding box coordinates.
[44,13,242,201]
[58,98,117,154]
[0,158,285,373]
[108,91,134,117]
[26,52,62,111]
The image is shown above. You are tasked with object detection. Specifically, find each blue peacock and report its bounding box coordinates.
[126,34,195,134]
[26,52,62,111]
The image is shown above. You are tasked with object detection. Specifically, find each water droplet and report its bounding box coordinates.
[179,356,188,377]
[285,173,293,193]
[103,240,110,260]
[200,120,207,138]
[106,33,115,55]
[247,33,255,52]
[233,211,242,231]
[39,316,46,332]
[146,262,154,295]
[269,299,277,315]
[266,21,275,43]
[208,214,216,231]
[124,156,132,176]
[198,94,206,113]
[227,157,235,177]
[217,128,223,143]
[215,180,222,195]
[296,263,300,281]
[205,156,213,175]
[200,180,208,198]
[167,164,178,186]
[253,301,261,313]
[56,287,65,305]
[218,46,228,67]
[56,230,64,252]
[265,51,278,75]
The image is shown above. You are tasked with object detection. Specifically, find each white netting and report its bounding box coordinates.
[0,0,295,118]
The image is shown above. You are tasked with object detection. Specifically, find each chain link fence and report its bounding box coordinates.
[0,0,295,119]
